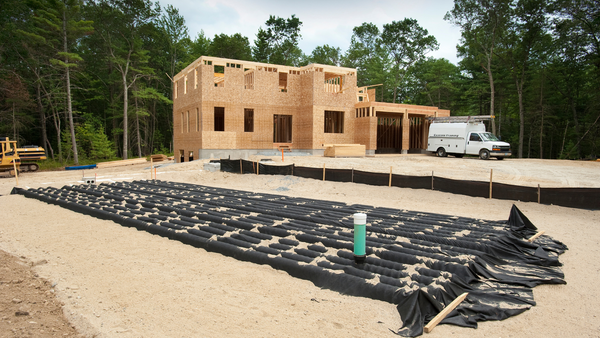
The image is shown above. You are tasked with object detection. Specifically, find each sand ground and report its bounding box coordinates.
[0,155,599,337]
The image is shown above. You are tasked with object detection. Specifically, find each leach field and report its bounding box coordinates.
[1,154,599,337]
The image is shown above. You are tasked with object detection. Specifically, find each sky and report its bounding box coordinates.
[159,0,463,65]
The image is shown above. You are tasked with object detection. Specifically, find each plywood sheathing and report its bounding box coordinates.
[173,56,451,161]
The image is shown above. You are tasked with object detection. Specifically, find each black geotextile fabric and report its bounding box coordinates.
[219,159,599,209]
[220,159,294,176]
[435,177,489,198]
[12,180,568,336]
[540,187,600,209]
[324,168,353,182]
[492,182,538,203]
[293,165,323,180]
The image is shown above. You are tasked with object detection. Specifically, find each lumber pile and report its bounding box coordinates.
[96,158,147,169]
[150,154,168,162]
[323,144,365,158]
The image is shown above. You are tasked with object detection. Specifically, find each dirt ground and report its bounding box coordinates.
[0,154,599,337]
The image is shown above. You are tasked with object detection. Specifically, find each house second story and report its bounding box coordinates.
[172,56,358,111]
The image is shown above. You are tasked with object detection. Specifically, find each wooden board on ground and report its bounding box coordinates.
[150,154,168,162]
[96,158,147,169]
[323,144,366,158]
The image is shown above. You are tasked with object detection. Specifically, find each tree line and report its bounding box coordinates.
[0,0,598,164]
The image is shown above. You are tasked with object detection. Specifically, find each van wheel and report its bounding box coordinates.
[436,147,447,157]
[479,149,490,160]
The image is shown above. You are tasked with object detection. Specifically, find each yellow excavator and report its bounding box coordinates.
[1,136,46,176]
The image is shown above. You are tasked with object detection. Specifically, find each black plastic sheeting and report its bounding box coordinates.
[12,181,568,336]
[219,159,599,210]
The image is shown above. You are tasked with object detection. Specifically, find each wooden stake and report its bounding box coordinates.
[257,161,260,175]
[240,159,243,174]
[281,149,284,162]
[431,171,434,190]
[150,157,154,180]
[423,292,469,333]
[489,169,493,199]
[154,167,157,179]
[13,160,19,186]
[528,231,545,243]
[389,166,392,187]
[323,164,326,181]
[537,184,541,203]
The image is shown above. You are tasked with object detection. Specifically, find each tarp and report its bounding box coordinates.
[12,181,567,336]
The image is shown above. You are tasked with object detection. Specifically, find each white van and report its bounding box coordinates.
[426,120,511,160]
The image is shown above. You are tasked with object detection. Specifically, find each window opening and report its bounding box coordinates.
[214,107,225,131]
[186,111,190,132]
[244,69,254,90]
[244,109,254,132]
[180,112,184,133]
[175,82,178,99]
[196,108,200,132]
[214,65,225,87]
[179,149,184,163]
[324,111,344,133]
[273,115,292,143]
[324,73,343,93]
[279,72,288,92]
[194,68,198,89]
[188,151,193,162]
[184,75,188,94]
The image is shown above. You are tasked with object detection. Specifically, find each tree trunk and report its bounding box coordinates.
[122,73,128,160]
[516,79,525,158]
[36,81,49,157]
[134,94,142,158]
[12,102,17,140]
[570,98,581,157]
[392,72,399,103]
[52,107,62,162]
[486,54,496,135]
[560,121,569,157]
[63,10,78,165]
[539,71,544,159]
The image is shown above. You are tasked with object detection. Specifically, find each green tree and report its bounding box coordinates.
[498,0,550,158]
[19,0,93,165]
[308,44,342,66]
[88,0,158,160]
[208,33,252,60]
[410,58,461,109]
[381,18,439,103]
[445,0,511,134]
[185,30,210,64]
[343,23,390,100]
[158,4,189,80]
[252,15,302,65]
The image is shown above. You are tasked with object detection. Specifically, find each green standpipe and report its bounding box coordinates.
[353,213,367,264]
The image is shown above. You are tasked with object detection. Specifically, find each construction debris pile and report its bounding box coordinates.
[12,181,567,336]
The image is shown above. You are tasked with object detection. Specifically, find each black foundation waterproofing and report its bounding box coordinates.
[220,158,600,210]
[12,181,567,337]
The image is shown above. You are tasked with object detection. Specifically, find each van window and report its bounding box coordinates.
[480,132,500,141]
[469,133,481,142]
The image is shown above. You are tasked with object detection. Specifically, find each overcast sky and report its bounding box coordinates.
[159,0,463,65]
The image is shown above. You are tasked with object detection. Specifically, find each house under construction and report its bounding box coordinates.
[172,56,450,161]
